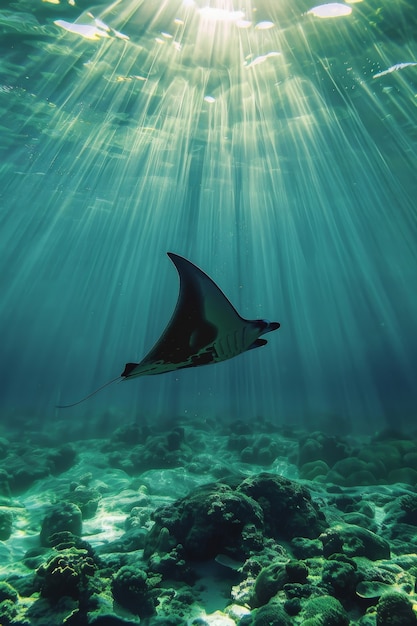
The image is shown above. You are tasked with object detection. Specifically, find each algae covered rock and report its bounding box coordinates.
[298,430,417,486]
[5,443,76,493]
[0,509,13,540]
[66,484,102,520]
[238,473,327,540]
[250,560,288,608]
[40,502,83,547]
[376,591,417,625]
[251,559,309,608]
[291,537,323,559]
[0,469,11,499]
[237,434,281,466]
[135,432,191,469]
[382,494,417,546]
[144,482,264,560]
[327,457,378,487]
[298,432,350,467]
[250,600,292,626]
[148,544,195,584]
[111,565,156,617]
[107,426,193,473]
[321,554,358,598]
[144,473,326,563]
[302,595,349,625]
[320,523,390,560]
[299,460,330,482]
[0,582,18,604]
[48,444,77,474]
[388,493,417,525]
[0,581,19,624]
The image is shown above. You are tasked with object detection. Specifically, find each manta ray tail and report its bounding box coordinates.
[56,376,122,408]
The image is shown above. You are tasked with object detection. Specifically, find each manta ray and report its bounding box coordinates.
[57,252,280,407]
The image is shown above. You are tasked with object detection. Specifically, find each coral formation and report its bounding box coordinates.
[35,548,98,601]
[111,565,157,617]
[376,591,417,625]
[302,595,349,625]
[238,473,327,540]
[40,502,83,547]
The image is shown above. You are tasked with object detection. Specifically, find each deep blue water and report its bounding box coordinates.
[1,0,416,435]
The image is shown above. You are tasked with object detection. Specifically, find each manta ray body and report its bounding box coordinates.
[57,252,280,407]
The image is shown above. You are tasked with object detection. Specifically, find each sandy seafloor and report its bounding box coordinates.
[2,416,417,625]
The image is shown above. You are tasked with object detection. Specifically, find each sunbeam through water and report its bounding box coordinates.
[1,0,417,432]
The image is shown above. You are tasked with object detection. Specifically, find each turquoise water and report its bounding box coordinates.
[1,0,416,433]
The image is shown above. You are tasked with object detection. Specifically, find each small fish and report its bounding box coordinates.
[215,553,244,571]
[373,62,417,79]
[57,252,280,408]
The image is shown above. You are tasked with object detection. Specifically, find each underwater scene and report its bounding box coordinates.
[1,0,417,623]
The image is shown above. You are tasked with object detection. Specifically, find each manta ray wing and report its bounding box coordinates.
[57,253,280,407]
[122,252,279,379]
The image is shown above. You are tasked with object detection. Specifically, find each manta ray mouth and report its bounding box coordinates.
[261,321,280,334]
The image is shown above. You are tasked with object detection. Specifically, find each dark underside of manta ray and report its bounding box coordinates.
[57,253,280,407]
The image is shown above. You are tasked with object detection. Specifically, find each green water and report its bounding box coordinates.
[1,0,416,433]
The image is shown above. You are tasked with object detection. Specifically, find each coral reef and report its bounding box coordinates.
[2,423,417,625]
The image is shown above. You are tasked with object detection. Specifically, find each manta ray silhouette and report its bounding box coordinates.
[57,252,280,408]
